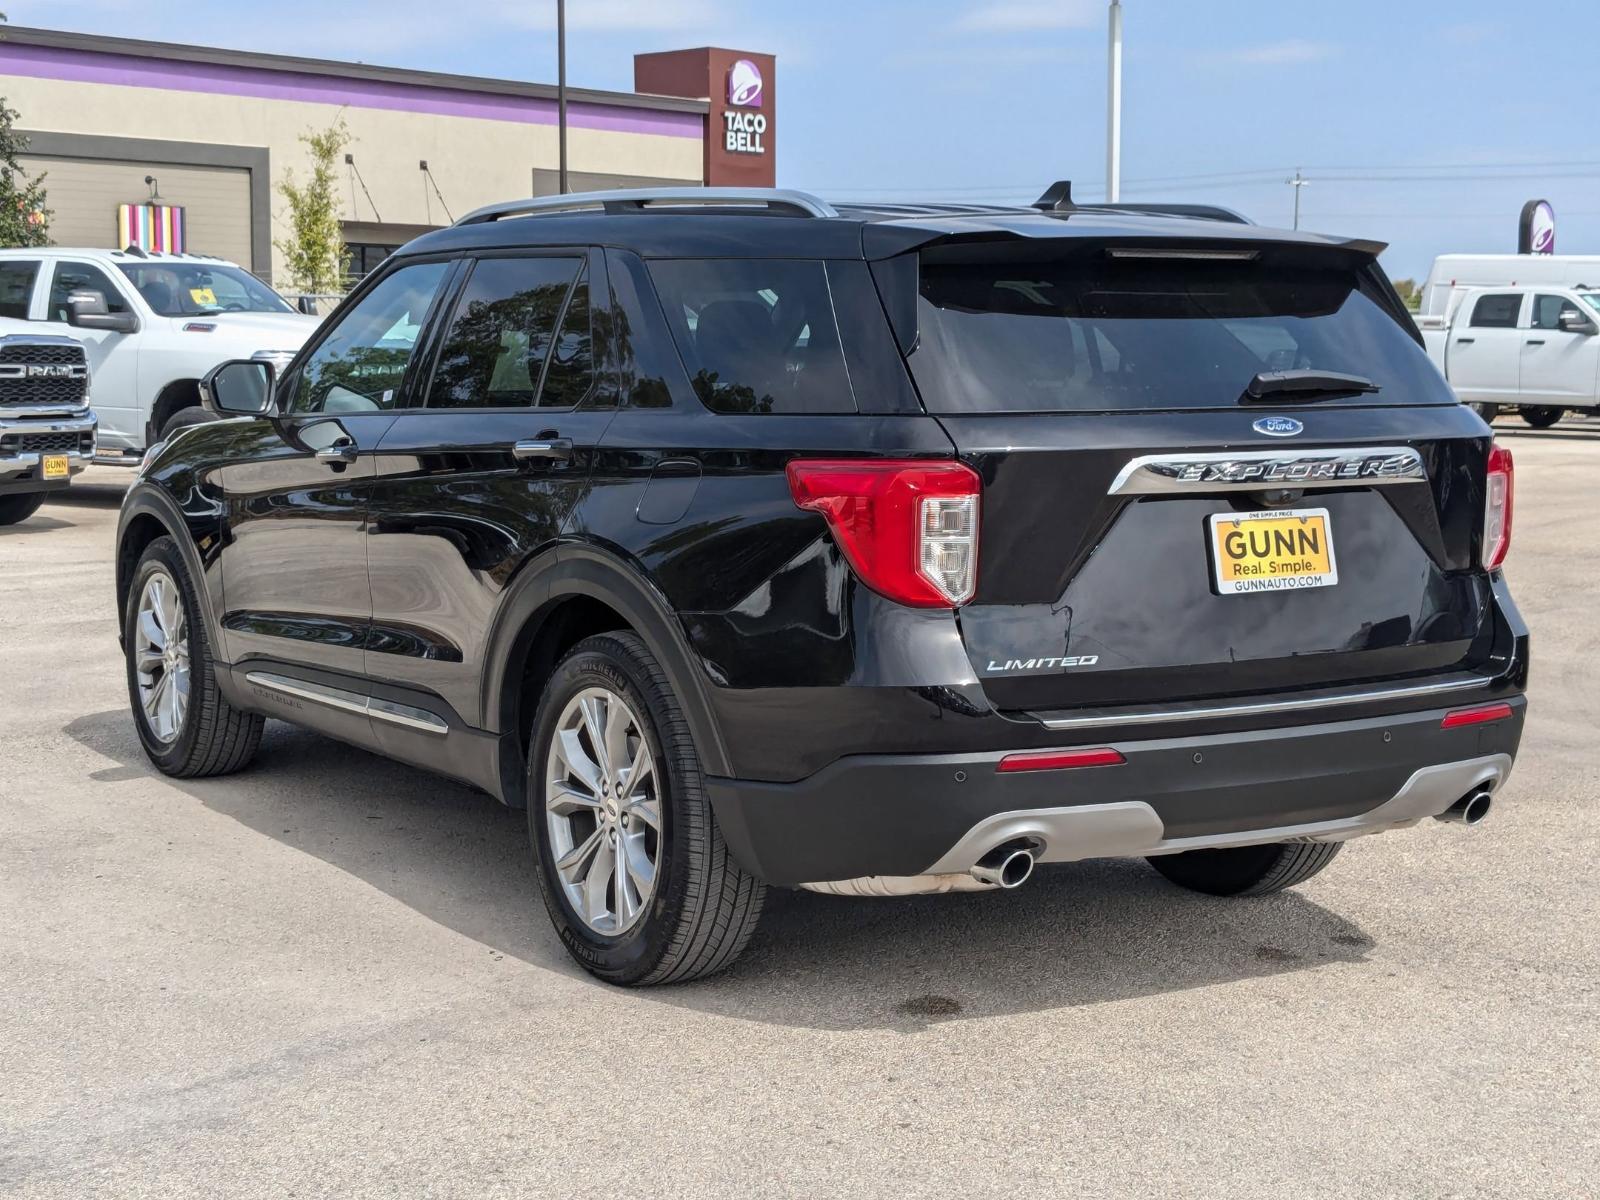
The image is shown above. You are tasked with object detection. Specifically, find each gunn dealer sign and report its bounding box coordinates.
[723,59,767,155]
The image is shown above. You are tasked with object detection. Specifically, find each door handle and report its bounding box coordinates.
[316,439,358,465]
[513,437,573,462]
[1455,337,1475,344]
[1525,338,1546,346]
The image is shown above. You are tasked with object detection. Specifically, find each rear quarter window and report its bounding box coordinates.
[648,259,855,414]
[909,251,1452,413]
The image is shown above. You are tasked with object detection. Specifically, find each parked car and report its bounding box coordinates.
[1415,285,1600,426]
[0,247,319,462]
[115,186,1529,985]
[0,333,96,525]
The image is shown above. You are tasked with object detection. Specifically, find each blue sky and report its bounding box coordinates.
[11,0,1600,280]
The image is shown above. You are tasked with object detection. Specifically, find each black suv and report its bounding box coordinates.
[116,186,1528,985]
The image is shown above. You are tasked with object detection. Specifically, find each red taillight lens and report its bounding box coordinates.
[786,459,980,608]
[996,747,1126,773]
[1441,702,1514,729]
[1483,444,1513,570]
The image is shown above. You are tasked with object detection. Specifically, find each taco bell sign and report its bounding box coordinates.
[722,59,767,155]
[1519,199,1556,255]
[635,47,777,187]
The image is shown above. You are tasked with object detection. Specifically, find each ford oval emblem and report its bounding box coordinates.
[1252,416,1304,438]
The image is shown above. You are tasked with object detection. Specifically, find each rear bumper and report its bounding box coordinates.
[708,696,1526,886]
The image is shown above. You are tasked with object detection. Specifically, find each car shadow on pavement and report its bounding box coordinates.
[43,481,130,509]
[64,708,1376,1032]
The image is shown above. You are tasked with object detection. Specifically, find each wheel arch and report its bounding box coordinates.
[115,485,224,654]
[483,541,732,806]
[145,378,203,446]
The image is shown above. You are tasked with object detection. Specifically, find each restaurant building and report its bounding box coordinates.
[0,26,777,286]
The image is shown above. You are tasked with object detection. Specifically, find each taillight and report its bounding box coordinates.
[1441,702,1514,730]
[1483,444,1513,570]
[786,459,980,608]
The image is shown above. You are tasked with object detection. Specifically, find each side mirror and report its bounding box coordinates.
[200,358,277,416]
[1558,309,1595,334]
[66,289,140,334]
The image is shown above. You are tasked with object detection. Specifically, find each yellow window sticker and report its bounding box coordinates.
[189,287,217,306]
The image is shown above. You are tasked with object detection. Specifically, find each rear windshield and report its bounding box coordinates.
[909,252,1450,413]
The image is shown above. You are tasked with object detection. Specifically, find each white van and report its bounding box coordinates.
[1419,254,1600,319]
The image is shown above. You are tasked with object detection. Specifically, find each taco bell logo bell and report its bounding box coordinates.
[722,59,767,155]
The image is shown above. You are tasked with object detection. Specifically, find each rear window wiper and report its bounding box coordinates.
[1242,369,1380,402]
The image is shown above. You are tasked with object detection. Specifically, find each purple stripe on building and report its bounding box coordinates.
[0,43,703,138]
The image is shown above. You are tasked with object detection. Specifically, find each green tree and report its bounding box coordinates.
[274,119,349,294]
[1392,277,1420,311]
[0,98,49,247]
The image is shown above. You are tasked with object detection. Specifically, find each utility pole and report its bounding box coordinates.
[557,0,569,194]
[1106,0,1123,203]
[1286,167,1308,229]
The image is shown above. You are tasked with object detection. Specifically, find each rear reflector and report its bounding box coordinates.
[997,747,1126,773]
[1441,702,1514,730]
[787,459,980,608]
[1483,444,1513,570]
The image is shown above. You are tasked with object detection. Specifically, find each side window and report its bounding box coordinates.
[1469,293,1523,329]
[291,260,449,415]
[1531,294,1585,331]
[648,258,856,414]
[48,262,131,322]
[426,256,590,409]
[0,260,37,319]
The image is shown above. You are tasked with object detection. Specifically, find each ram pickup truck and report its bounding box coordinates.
[1416,285,1600,426]
[0,333,96,525]
[0,247,319,461]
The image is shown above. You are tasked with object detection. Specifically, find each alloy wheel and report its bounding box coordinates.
[133,570,191,744]
[544,686,664,936]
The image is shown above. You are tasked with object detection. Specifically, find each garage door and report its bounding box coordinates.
[18,156,253,270]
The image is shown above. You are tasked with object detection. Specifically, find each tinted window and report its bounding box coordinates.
[49,262,131,322]
[0,260,37,319]
[1469,293,1522,328]
[910,252,1451,413]
[649,259,855,414]
[117,262,291,315]
[427,256,589,409]
[290,261,448,414]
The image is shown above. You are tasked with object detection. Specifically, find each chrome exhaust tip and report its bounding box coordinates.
[1435,789,1494,826]
[969,844,1036,890]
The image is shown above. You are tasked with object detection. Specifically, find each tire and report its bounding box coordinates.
[1147,841,1342,897]
[1471,402,1500,423]
[528,632,765,986]
[158,405,218,442]
[0,492,46,526]
[124,535,263,777]
[1518,405,1563,429]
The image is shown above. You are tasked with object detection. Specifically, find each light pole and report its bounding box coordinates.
[1286,167,1308,229]
[557,0,568,194]
[1106,0,1123,203]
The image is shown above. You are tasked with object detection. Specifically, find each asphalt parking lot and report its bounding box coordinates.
[2,421,1596,1199]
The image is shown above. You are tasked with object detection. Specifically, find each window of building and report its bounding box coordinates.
[345,243,401,285]
[426,256,592,409]
[0,260,37,319]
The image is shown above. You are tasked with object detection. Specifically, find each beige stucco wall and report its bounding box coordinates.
[2,74,703,283]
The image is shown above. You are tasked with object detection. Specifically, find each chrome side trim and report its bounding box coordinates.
[1108,445,1426,496]
[245,671,449,735]
[917,754,1512,878]
[1034,674,1490,732]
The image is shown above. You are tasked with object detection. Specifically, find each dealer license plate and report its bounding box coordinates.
[41,454,69,480]
[1209,508,1337,594]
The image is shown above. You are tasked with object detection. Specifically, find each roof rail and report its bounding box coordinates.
[455,187,839,226]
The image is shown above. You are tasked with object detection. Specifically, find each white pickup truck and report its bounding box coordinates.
[0,247,319,460]
[1416,285,1600,426]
